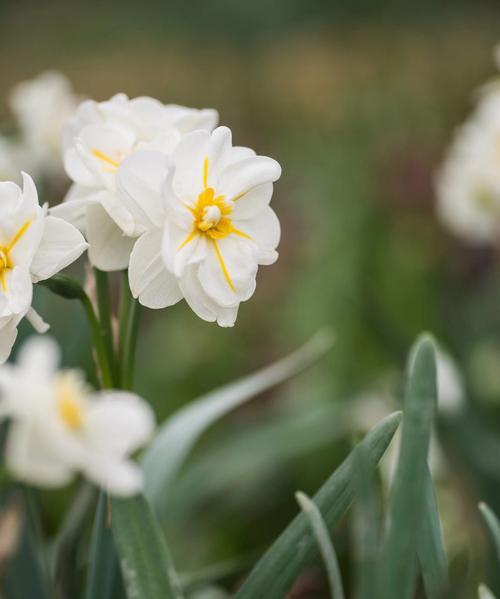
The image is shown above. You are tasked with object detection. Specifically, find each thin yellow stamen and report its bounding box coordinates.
[7,220,32,251]
[91,148,121,169]
[203,157,209,189]
[230,226,252,240]
[0,272,6,292]
[178,229,198,251]
[212,239,235,292]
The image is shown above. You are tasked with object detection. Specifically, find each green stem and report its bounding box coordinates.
[121,297,141,390]
[93,269,118,387]
[118,271,131,375]
[81,294,114,390]
[40,275,114,389]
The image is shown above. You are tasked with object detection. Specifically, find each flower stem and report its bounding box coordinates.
[93,269,118,387]
[81,294,114,390]
[40,274,114,389]
[120,295,141,390]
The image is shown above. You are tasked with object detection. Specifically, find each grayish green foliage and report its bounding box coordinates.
[296,491,345,599]
[233,411,402,599]
[111,494,183,599]
[376,335,437,599]
[142,331,333,513]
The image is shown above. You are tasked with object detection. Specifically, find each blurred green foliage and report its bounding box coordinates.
[2,1,500,596]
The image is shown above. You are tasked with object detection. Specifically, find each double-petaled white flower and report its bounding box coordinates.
[9,71,81,176]
[122,126,281,326]
[0,173,87,362]
[53,94,218,271]
[0,336,154,495]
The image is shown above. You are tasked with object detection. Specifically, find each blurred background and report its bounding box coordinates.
[3,0,500,596]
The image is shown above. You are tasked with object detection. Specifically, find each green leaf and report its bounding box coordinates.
[479,502,500,563]
[417,466,448,599]
[376,334,437,599]
[85,493,124,599]
[142,331,333,514]
[233,411,402,599]
[3,490,52,599]
[351,443,381,599]
[295,491,345,599]
[39,274,87,301]
[479,584,498,599]
[111,494,183,599]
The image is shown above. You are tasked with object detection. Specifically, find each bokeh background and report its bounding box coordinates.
[3,1,500,596]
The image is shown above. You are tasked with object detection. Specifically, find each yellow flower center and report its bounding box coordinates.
[192,187,234,239]
[0,220,31,292]
[55,372,87,431]
[177,157,253,292]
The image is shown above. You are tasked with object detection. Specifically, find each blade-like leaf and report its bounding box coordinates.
[111,494,183,599]
[351,443,381,599]
[479,502,500,562]
[417,465,448,599]
[85,493,124,599]
[233,411,402,599]
[3,490,52,599]
[479,584,498,599]
[376,334,437,599]
[142,331,333,513]
[296,491,345,599]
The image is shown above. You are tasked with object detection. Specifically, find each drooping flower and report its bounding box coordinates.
[0,173,88,362]
[52,94,218,271]
[162,126,281,325]
[9,71,81,176]
[0,336,155,495]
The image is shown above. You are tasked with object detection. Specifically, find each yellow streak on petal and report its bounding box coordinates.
[7,220,32,251]
[232,190,247,202]
[178,229,198,251]
[91,148,121,169]
[211,239,235,292]
[203,157,209,189]
[230,226,252,240]
[0,271,6,292]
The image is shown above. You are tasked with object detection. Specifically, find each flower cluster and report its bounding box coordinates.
[0,82,282,496]
[437,53,500,244]
[0,336,154,495]
[53,94,281,325]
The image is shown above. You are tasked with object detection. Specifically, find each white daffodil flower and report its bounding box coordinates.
[436,78,500,244]
[0,336,155,495]
[9,71,80,176]
[0,173,88,362]
[161,126,282,326]
[53,94,218,271]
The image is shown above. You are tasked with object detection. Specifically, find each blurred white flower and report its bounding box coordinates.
[9,71,80,176]
[0,336,155,495]
[436,71,500,243]
[53,93,218,271]
[0,173,87,362]
[162,126,281,326]
[435,345,465,415]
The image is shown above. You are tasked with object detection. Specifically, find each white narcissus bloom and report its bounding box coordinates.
[436,73,500,244]
[9,71,81,176]
[162,126,281,326]
[0,337,155,495]
[52,94,218,271]
[0,173,87,362]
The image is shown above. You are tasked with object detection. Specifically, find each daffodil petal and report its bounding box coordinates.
[86,203,135,271]
[129,229,182,309]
